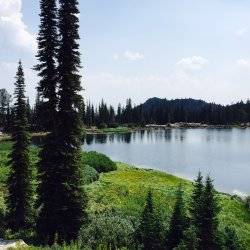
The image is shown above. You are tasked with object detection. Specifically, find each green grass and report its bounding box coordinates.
[84,126,133,134]
[0,141,250,248]
[86,163,250,247]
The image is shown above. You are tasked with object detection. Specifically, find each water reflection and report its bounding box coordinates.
[82,128,250,194]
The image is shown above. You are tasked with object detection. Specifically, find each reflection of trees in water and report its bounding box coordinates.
[116,133,132,143]
[95,134,108,144]
[164,129,172,141]
[140,130,145,140]
[205,128,234,143]
[109,134,115,143]
[124,133,132,143]
[85,134,94,145]
[146,129,153,141]
[174,129,187,142]
[179,129,187,141]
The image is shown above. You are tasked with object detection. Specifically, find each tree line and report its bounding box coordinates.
[2,94,250,133]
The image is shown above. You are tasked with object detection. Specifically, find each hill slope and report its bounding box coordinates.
[87,163,250,248]
[0,142,250,248]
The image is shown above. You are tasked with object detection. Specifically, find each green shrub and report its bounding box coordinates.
[82,165,99,184]
[82,151,117,173]
[79,211,136,249]
[97,123,107,129]
[107,123,119,128]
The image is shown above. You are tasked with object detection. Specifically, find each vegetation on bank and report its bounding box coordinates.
[0,141,250,249]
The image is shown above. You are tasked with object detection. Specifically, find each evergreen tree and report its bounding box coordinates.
[175,226,199,250]
[189,172,204,243]
[34,0,58,128]
[6,61,33,232]
[136,190,162,250]
[166,184,187,249]
[37,0,88,244]
[200,176,220,250]
[223,227,243,250]
[85,102,92,126]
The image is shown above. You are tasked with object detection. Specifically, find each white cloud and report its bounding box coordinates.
[113,50,144,61]
[123,50,144,61]
[0,0,37,52]
[235,27,248,37]
[112,53,119,60]
[237,59,250,68]
[177,56,208,70]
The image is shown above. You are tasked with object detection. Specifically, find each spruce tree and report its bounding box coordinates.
[189,172,204,243]
[200,176,220,250]
[37,0,88,244]
[136,190,162,250]
[34,0,58,128]
[176,226,199,250]
[166,184,187,249]
[223,227,243,250]
[6,61,33,232]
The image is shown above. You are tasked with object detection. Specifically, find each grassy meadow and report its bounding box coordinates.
[0,140,250,249]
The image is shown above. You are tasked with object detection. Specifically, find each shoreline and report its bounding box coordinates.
[145,122,250,129]
[0,123,249,142]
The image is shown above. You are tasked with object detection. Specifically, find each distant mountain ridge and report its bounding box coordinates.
[131,97,250,125]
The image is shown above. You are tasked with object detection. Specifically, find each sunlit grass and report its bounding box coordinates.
[0,141,250,248]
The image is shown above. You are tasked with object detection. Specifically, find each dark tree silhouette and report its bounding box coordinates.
[34,0,58,129]
[166,184,187,249]
[200,176,220,250]
[136,190,162,250]
[37,0,88,244]
[6,61,33,232]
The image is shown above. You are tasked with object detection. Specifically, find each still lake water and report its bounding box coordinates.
[83,128,250,195]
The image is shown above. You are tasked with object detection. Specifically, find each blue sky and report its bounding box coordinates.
[1,0,250,106]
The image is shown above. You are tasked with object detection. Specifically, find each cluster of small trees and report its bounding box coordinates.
[134,174,243,250]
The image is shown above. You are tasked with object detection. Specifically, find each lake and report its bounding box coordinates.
[83,128,250,195]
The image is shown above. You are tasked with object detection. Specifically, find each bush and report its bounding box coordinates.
[79,211,136,249]
[82,165,99,184]
[82,151,117,173]
[245,196,250,210]
[107,123,119,128]
[97,123,107,129]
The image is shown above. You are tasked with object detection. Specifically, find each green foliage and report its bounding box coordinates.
[82,165,99,184]
[135,190,163,249]
[37,0,88,244]
[34,0,58,130]
[79,211,135,249]
[189,171,203,243]
[223,226,244,250]
[166,184,188,249]
[82,151,117,173]
[175,226,199,250]
[0,142,250,248]
[6,61,34,232]
[87,163,250,247]
[97,123,107,129]
[199,176,220,249]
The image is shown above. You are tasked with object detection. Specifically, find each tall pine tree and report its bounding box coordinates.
[34,0,58,128]
[166,184,187,249]
[200,176,220,250]
[189,171,204,244]
[136,190,162,250]
[37,0,88,244]
[6,61,33,232]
